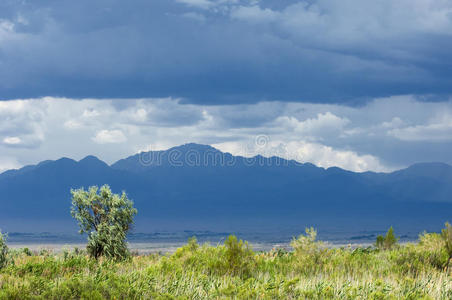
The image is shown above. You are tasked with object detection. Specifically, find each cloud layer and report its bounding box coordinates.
[1,96,452,173]
[0,0,451,103]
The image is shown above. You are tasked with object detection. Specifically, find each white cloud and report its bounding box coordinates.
[3,136,21,145]
[274,112,350,140]
[0,20,16,43]
[64,120,83,129]
[119,98,203,126]
[82,109,101,118]
[176,0,239,10]
[231,5,278,23]
[182,12,207,22]
[0,96,451,172]
[0,99,46,148]
[176,0,214,9]
[133,108,148,122]
[282,141,387,172]
[0,157,20,173]
[0,100,27,113]
[92,130,127,144]
[230,1,452,41]
[213,139,388,172]
[381,117,405,129]
[388,115,452,141]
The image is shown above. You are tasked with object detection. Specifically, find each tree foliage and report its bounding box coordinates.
[376,226,399,250]
[0,231,8,269]
[291,227,322,255]
[70,185,137,260]
[441,222,452,270]
[291,227,326,270]
[224,235,254,276]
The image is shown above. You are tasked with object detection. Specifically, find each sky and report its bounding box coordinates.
[0,0,452,173]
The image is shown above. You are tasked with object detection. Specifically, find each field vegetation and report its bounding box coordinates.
[0,228,451,299]
[0,186,450,299]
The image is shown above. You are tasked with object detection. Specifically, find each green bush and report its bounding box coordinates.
[0,230,8,269]
[224,235,254,276]
[376,226,399,250]
[171,235,255,278]
[291,227,320,255]
[441,222,452,270]
[22,247,32,256]
[290,227,329,273]
[70,185,137,261]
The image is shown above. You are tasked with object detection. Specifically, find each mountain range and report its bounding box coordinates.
[0,143,451,233]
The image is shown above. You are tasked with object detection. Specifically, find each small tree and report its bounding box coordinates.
[441,222,452,271]
[291,227,324,262]
[291,227,319,254]
[0,231,8,269]
[376,235,384,249]
[224,235,254,276]
[290,228,327,272]
[71,185,137,260]
[376,226,399,250]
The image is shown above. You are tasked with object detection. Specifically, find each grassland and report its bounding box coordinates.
[0,232,451,299]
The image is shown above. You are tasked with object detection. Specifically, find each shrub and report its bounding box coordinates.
[187,236,199,252]
[418,232,448,269]
[391,242,447,274]
[291,227,319,254]
[0,230,8,269]
[291,228,324,257]
[441,222,452,270]
[22,248,32,256]
[70,185,137,260]
[376,226,399,250]
[376,235,384,249]
[291,227,328,273]
[224,235,255,276]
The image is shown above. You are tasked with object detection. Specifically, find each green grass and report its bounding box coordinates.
[0,232,451,299]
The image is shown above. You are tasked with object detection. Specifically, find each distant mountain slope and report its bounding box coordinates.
[0,143,451,232]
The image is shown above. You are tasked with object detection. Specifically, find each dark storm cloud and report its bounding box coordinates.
[0,0,451,104]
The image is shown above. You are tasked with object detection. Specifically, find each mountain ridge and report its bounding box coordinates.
[3,143,451,176]
[0,143,451,232]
